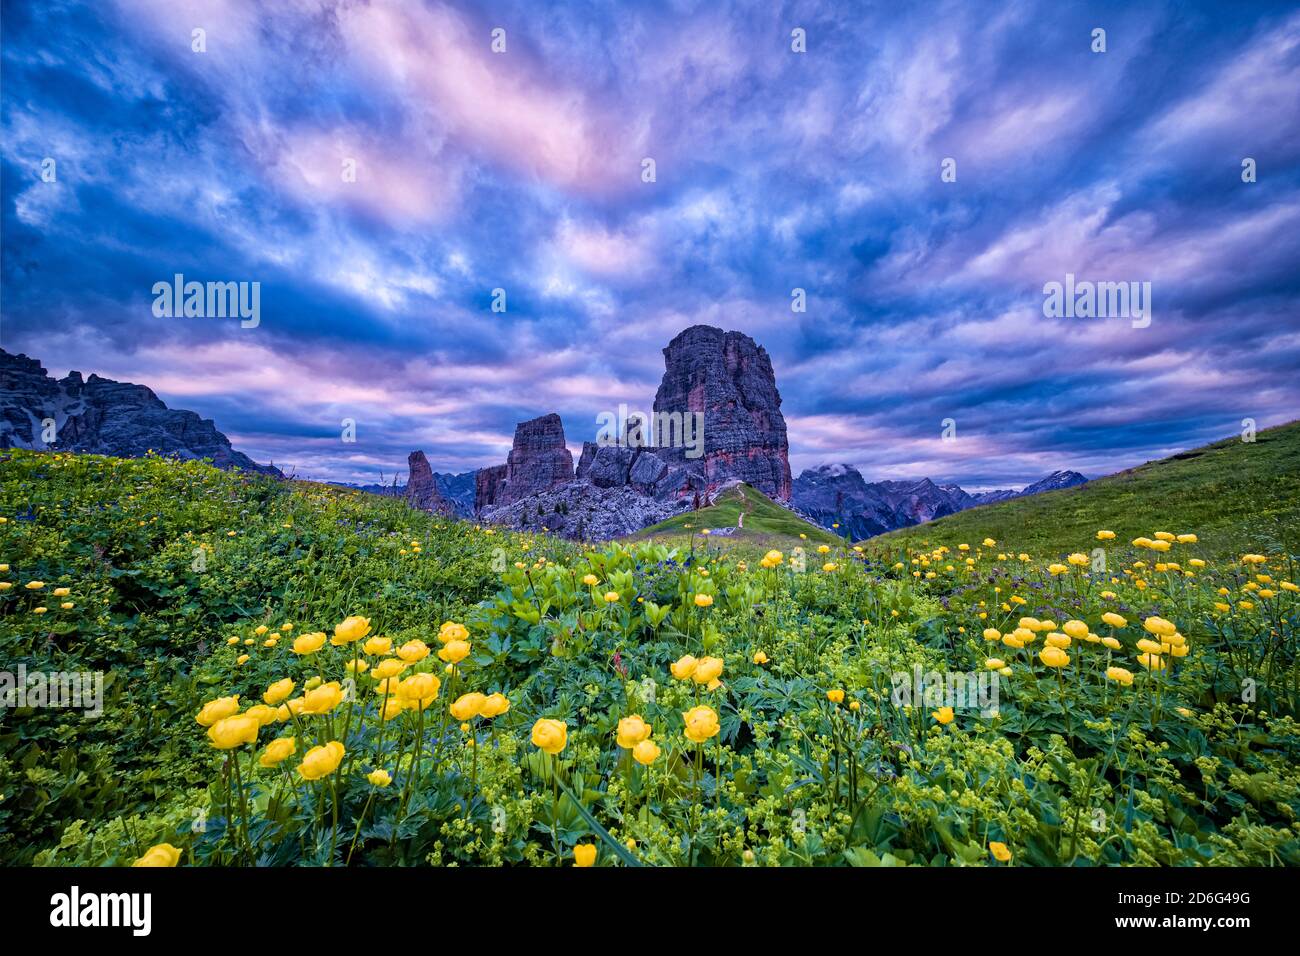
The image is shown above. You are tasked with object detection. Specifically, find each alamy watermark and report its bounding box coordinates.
[1042,273,1151,329]
[596,404,704,459]
[152,273,260,328]
[891,665,1000,717]
[0,666,104,717]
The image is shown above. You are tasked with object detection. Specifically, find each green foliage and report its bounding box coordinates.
[2,447,1298,867]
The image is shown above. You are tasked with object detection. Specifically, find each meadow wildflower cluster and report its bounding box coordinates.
[1,449,1297,866]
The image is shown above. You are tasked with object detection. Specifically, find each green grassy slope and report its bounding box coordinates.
[628,483,841,550]
[871,420,1300,558]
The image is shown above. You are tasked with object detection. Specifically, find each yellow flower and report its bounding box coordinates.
[752,650,769,665]
[763,549,784,566]
[437,621,469,644]
[25,581,45,590]
[298,741,345,780]
[1142,616,1177,637]
[1039,646,1070,668]
[616,715,652,748]
[682,705,720,743]
[397,672,442,707]
[259,736,297,767]
[368,768,393,787]
[1101,636,1122,650]
[693,593,714,608]
[450,692,486,720]
[989,841,1012,862]
[581,574,599,586]
[932,707,955,725]
[1062,620,1089,639]
[1067,552,1089,567]
[398,639,431,662]
[372,658,407,680]
[633,738,661,765]
[1136,638,1165,656]
[1101,612,1127,628]
[207,714,260,750]
[1105,666,1134,686]
[300,681,345,715]
[983,628,1001,642]
[52,587,70,597]
[1045,633,1071,649]
[531,718,568,754]
[985,658,1006,670]
[133,843,182,867]
[692,656,724,685]
[826,688,845,704]
[1137,653,1166,671]
[1095,530,1115,540]
[480,693,510,718]
[670,655,698,680]
[437,640,470,664]
[573,844,597,867]
[603,591,620,603]
[196,694,241,727]
[292,632,327,656]
[363,635,393,656]
[243,704,279,727]
[332,615,372,645]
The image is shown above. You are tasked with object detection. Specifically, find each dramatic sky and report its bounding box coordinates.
[3,0,1298,489]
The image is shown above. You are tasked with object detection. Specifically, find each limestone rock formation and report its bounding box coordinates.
[652,325,792,500]
[0,349,282,476]
[404,451,454,516]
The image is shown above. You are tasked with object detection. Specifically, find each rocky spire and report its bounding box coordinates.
[652,325,792,500]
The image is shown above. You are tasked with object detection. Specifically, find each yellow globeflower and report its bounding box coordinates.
[692,656,724,685]
[932,707,955,725]
[1045,633,1071,649]
[693,593,714,608]
[207,714,260,750]
[1101,612,1127,629]
[195,694,240,727]
[363,635,393,656]
[1062,620,1089,639]
[633,738,661,765]
[826,689,845,704]
[332,615,372,645]
[581,574,599,586]
[437,621,469,644]
[1096,530,1115,540]
[298,741,345,780]
[989,842,1012,863]
[243,704,279,727]
[573,844,597,868]
[752,650,769,665]
[603,591,620,603]
[367,769,392,787]
[292,632,327,655]
[300,681,345,715]
[1105,667,1134,686]
[480,693,510,718]
[25,581,45,590]
[1142,616,1177,637]
[133,843,182,867]
[259,736,297,767]
[450,692,487,720]
[682,705,720,743]
[983,628,1001,642]
[437,640,470,664]
[1039,646,1070,668]
[616,715,652,748]
[398,640,431,663]
[1137,653,1166,671]
[670,655,698,680]
[531,718,568,754]
[372,658,407,680]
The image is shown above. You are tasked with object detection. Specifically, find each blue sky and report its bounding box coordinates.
[2,0,1298,488]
